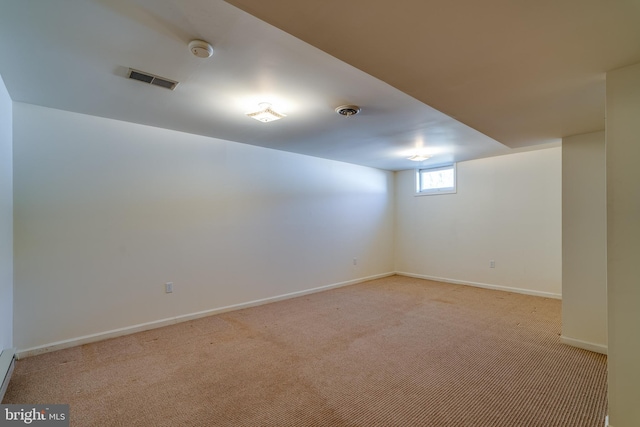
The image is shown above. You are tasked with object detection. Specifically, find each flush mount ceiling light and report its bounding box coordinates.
[246,103,286,123]
[408,154,432,161]
[335,105,361,117]
[188,39,214,58]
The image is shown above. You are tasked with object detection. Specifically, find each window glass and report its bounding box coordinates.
[416,164,456,195]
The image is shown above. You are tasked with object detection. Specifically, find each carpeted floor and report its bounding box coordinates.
[4,276,607,426]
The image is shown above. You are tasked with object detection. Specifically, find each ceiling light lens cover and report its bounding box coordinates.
[408,154,432,161]
[247,103,286,122]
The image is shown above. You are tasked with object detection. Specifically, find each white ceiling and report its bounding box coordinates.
[227,0,640,147]
[0,0,637,171]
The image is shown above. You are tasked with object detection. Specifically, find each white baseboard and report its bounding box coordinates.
[560,335,608,355]
[0,348,16,403]
[17,272,395,359]
[395,272,562,300]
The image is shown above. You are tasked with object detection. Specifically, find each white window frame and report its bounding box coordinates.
[415,163,457,196]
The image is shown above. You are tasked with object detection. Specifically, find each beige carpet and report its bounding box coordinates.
[4,276,607,426]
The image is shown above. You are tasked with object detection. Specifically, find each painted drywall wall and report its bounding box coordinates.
[606,62,640,427]
[12,103,395,353]
[395,148,561,297]
[561,131,607,354]
[0,75,13,351]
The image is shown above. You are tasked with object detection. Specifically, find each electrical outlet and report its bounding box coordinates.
[490,260,495,268]
[165,282,173,293]
[353,258,358,265]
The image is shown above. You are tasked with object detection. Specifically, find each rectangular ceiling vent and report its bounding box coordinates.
[127,68,179,90]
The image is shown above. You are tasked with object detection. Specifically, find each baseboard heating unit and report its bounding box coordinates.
[0,348,16,403]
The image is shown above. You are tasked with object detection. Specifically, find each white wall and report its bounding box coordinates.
[395,148,561,298]
[561,131,607,354]
[606,62,640,427]
[0,75,13,351]
[12,103,395,353]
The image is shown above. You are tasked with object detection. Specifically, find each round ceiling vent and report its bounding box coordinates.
[188,40,213,58]
[335,105,361,117]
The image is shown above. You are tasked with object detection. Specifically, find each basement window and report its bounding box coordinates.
[415,164,456,195]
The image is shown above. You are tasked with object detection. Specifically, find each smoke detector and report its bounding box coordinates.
[188,40,213,58]
[335,105,361,117]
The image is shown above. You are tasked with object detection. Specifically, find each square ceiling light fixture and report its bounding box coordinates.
[407,154,432,161]
[246,103,286,123]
